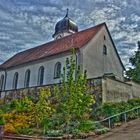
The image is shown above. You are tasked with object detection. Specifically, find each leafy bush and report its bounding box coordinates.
[92,100,139,119]
[94,127,109,135]
[0,110,5,125]
[16,128,33,135]
[4,123,16,134]
[127,98,140,107]
[70,129,81,138]
[78,120,93,133]
[4,112,34,134]
[0,103,11,113]
[45,130,63,137]
[91,98,140,127]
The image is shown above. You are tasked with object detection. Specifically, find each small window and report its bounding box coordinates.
[103,45,107,55]
[13,72,18,89]
[0,75,4,91]
[54,62,61,78]
[24,69,30,88]
[38,66,44,86]
[104,35,106,40]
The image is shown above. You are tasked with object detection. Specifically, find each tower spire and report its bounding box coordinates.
[52,8,78,39]
[65,8,69,17]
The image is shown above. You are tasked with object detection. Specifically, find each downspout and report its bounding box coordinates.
[75,49,80,79]
[75,49,80,69]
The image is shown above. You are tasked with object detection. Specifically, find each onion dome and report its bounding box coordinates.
[52,9,78,39]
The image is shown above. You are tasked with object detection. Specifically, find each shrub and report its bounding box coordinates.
[16,128,33,135]
[0,110,5,125]
[4,123,16,134]
[78,120,93,133]
[0,103,11,113]
[127,98,140,107]
[4,112,33,134]
[91,98,140,126]
[45,130,63,137]
[94,127,109,135]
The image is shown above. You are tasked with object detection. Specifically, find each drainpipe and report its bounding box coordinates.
[75,49,79,80]
[75,49,80,68]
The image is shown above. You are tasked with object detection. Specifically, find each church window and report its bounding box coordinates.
[103,45,107,55]
[13,72,18,89]
[38,66,44,86]
[0,75,4,91]
[104,35,106,40]
[54,62,61,78]
[24,69,30,88]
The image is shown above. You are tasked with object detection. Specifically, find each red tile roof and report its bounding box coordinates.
[0,23,105,69]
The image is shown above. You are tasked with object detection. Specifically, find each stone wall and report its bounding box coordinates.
[1,77,140,104]
[0,78,103,104]
[0,87,40,103]
[127,81,140,98]
[102,77,140,103]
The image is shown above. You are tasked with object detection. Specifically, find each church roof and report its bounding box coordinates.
[0,23,124,69]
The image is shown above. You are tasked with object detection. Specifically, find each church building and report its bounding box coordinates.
[0,10,125,93]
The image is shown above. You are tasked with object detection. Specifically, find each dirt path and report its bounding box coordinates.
[86,118,140,140]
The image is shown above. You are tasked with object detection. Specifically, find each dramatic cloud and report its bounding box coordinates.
[0,0,140,68]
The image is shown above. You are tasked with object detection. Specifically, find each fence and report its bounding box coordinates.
[95,106,140,129]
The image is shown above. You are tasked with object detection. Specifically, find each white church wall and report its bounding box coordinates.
[81,26,124,81]
[5,53,71,90]
[0,70,5,78]
[0,70,5,90]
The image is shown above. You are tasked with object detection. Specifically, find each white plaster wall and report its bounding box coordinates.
[0,70,5,90]
[81,26,124,81]
[102,78,133,103]
[0,70,5,78]
[5,53,71,90]
[127,81,140,98]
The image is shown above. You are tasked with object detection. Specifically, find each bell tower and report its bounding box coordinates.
[52,9,78,40]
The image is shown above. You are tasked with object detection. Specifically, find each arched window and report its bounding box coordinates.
[13,72,18,89]
[38,66,44,86]
[104,35,106,40]
[103,45,107,55]
[0,75,4,91]
[54,62,61,78]
[24,69,31,88]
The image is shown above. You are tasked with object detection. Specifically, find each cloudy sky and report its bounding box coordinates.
[0,0,140,68]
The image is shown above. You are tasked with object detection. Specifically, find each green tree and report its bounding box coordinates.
[56,49,94,122]
[126,41,140,83]
[34,88,55,128]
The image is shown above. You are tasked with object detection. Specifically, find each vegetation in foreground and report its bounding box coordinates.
[0,49,140,138]
[92,98,140,127]
[0,95,139,138]
[0,50,97,138]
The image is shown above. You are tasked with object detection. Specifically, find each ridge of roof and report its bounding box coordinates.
[0,23,105,69]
